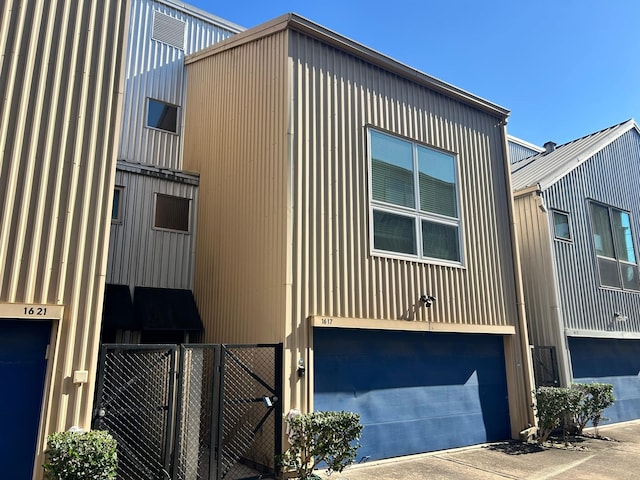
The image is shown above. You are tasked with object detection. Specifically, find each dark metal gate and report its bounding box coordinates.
[93,343,282,480]
[531,345,560,387]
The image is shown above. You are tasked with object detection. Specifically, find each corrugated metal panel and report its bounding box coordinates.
[183,30,289,347]
[544,128,640,334]
[118,0,242,169]
[107,164,198,290]
[512,119,636,191]
[287,31,517,329]
[512,192,570,385]
[0,0,129,473]
[508,136,543,164]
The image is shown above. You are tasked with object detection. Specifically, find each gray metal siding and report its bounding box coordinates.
[509,140,541,165]
[118,0,241,169]
[544,129,640,334]
[107,166,198,290]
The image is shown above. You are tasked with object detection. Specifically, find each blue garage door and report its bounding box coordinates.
[569,336,640,424]
[313,329,510,461]
[0,319,51,480]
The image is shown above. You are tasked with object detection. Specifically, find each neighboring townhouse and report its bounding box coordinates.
[512,119,640,423]
[183,13,536,461]
[508,135,544,164]
[102,0,243,344]
[0,1,129,478]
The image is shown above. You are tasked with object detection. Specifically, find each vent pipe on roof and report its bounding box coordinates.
[544,141,556,154]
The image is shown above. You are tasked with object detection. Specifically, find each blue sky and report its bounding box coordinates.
[190,0,640,146]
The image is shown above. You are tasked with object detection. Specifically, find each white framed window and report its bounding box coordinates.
[154,193,190,232]
[588,201,640,290]
[112,186,124,223]
[552,210,571,241]
[146,98,178,134]
[368,129,462,265]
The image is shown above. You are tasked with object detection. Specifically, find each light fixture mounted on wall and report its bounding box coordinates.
[420,294,436,308]
[614,311,628,322]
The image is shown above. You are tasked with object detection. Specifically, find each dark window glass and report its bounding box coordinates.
[155,194,190,232]
[373,210,416,255]
[147,99,178,133]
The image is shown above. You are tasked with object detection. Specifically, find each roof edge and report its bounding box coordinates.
[507,135,544,153]
[538,119,638,190]
[156,0,245,33]
[186,13,510,119]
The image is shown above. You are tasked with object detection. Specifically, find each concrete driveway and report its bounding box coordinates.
[320,421,640,480]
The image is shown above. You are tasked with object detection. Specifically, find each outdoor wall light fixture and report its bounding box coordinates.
[614,311,628,322]
[420,294,436,308]
[297,358,306,377]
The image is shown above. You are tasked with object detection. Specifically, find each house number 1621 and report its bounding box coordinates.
[24,307,47,316]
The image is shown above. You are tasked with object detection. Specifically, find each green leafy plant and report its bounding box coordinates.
[533,386,576,443]
[572,383,615,435]
[280,411,363,479]
[43,430,117,480]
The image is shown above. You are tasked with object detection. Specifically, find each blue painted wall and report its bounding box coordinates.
[313,328,510,460]
[569,336,640,424]
[0,320,51,480]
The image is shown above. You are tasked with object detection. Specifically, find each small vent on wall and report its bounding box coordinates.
[152,11,185,50]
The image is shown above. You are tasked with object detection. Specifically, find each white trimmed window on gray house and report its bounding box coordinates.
[368,129,462,264]
[154,193,190,232]
[589,201,640,290]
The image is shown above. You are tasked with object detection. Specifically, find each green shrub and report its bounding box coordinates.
[572,383,615,434]
[534,383,615,442]
[280,411,363,479]
[43,430,117,480]
[534,386,574,443]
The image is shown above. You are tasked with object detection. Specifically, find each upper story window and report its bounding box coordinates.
[552,210,571,241]
[589,201,640,290]
[369,129,462,265]
[147,98,178,134]
[154,193,190,232]
[112,186,124,223]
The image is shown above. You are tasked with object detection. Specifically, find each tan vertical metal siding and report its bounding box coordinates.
[118,0,242,169]
[288,31,517,328]
[0,0,129,474]
[107,167,198,289]
[183,30,289,345]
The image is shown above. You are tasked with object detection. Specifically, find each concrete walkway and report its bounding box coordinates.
[319,421,640,479]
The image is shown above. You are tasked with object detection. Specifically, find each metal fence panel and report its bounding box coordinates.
[94,344,177,480]
[173,345,219,480]
[218,344,282,480]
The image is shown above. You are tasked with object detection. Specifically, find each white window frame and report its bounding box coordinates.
[588,200,640,291]
[146,98,179,134]
[153,193,191,233]
[367,128,464,266]
[112,186,124,224]
[551,209,572,242]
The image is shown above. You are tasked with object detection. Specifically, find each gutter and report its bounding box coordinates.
[501,121,537,430]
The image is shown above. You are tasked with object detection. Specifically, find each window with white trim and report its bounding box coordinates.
[112,186,124,223]
[369,129,462,264]
[147,98,178,134]
[552,210,571,241]
[589,201,640,290]
[154,193,190,232]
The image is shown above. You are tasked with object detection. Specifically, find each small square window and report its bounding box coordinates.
[112,186,124,223]
[552,210,571,241]
[154,194,190,232]
[147,98,178,133]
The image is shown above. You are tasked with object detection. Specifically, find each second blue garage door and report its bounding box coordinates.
[313,328,511,460]
[569,336,640,424]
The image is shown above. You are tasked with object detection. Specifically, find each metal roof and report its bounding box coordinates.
[511,119,639,192]
[186,13,510,119]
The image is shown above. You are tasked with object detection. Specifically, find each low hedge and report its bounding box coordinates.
[43,430,117,480]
